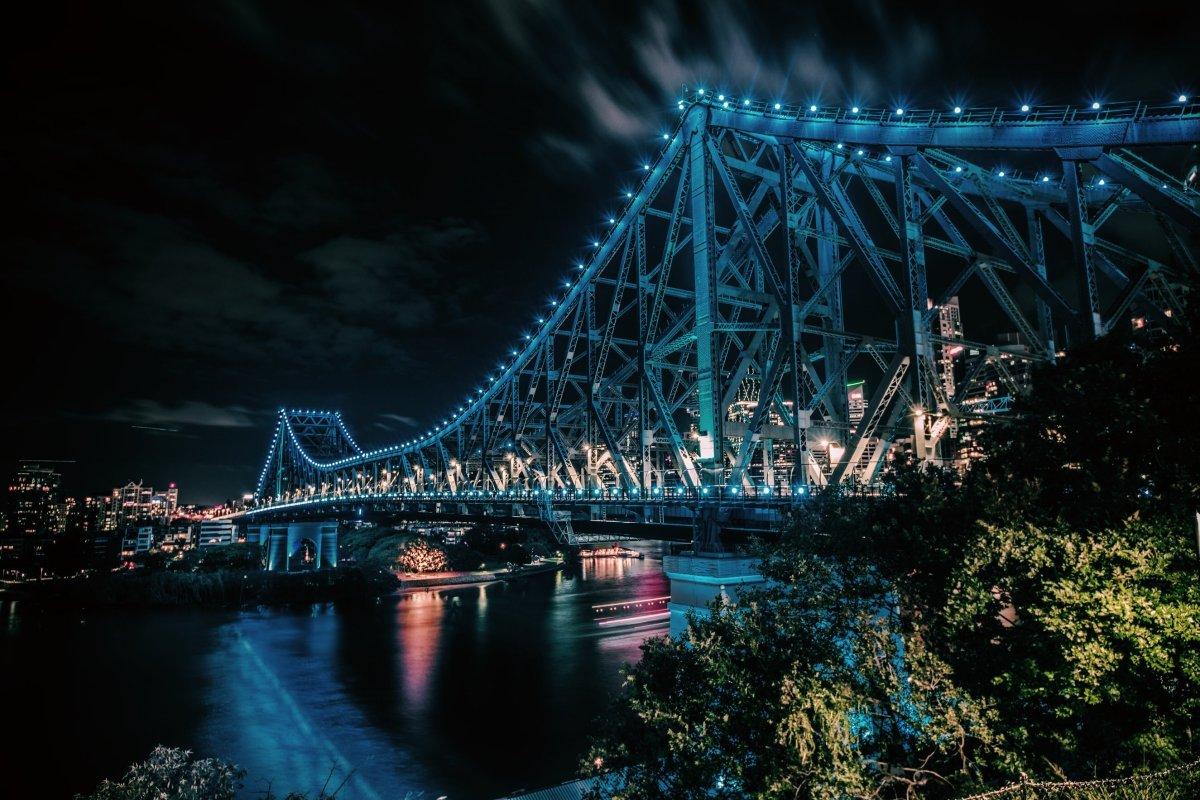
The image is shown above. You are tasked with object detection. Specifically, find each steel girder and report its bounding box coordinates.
[253,97,1198,504]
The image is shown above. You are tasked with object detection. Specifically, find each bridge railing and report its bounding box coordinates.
[685,89,1200,128]
[245,483,890,515]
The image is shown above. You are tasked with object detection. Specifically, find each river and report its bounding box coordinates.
[0,541,670,799]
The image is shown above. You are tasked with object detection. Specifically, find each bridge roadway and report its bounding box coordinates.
[236,489,810,540]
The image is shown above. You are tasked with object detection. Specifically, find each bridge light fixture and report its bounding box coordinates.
[1042,175,1051,183]
[773,102,781,110]
[895,107,904,115]
[1020,104,1030,112]
[835,143,843,149]
[661,133,669,140]
[742,98,750,106]
[608,217,615,224]
[697,88,705,95]
[722,101,729,108]
[641,163,649,171]
[856,149,864,156]
[1179,94,1188,103]
[809,104,817,112]
[884,155,892,162]
[591,240,599,247]
[677,101,684,109]
[1098,178,1106,186]
[954,166,963,173]
[851,106,859,113]
[625,191,632,198]
[997,170,1006,177]
[953,106,962,114]
[717,94,725,101]
[1091,101,1101,110]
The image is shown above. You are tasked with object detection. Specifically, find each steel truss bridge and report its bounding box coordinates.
[248,92,1199,524]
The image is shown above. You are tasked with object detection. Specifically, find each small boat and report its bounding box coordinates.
[577,545,644,559]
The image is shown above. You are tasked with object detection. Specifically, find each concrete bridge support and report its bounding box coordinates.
[662,552,764,637]
[255,521,339,572]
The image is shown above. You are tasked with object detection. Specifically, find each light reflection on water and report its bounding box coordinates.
[0,539,670,800]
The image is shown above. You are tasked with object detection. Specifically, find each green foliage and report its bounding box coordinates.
[587,305,1200,796]
[585,550,1001,799]
[944,518,1200,772]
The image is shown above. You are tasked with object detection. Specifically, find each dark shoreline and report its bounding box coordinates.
[0,564,401,609]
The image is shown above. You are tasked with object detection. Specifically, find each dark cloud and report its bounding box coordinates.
[102,400,257,429]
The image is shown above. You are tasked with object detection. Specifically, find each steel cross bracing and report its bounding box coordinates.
[252,92,1199,511]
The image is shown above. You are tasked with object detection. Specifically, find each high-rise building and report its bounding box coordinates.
[847,380,866,426]
[7,461,68,535]
[110,481,179,527]
[937,296,964,399]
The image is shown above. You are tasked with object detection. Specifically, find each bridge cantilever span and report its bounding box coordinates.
[251,90,1198,515]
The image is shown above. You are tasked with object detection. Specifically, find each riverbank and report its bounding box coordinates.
[0,564,400,608]
[396,558,564,590]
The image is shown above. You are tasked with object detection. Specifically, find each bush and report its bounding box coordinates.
[445,544,485,571]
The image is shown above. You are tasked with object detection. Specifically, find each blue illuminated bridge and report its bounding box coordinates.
[241,91,1199,537]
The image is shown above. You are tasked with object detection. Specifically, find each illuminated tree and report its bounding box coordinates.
[395,538,448,573]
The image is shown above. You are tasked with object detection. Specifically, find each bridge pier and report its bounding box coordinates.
[661,551,764,637]
[254,521,339,572]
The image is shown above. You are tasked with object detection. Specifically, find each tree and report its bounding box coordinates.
[584,546,1002,799]
[944,517,1200,773]
[586,288,1200,795]
[77,746,243,800]
[395,538,448,573]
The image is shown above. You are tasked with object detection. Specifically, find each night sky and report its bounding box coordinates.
[4,1,1196,503]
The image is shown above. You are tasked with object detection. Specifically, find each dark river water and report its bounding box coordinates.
[0,541,670,799]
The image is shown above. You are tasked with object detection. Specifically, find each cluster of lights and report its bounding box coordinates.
[248,483,818,511]
[688,89,1192,123]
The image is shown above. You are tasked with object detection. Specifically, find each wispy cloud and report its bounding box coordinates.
[102,400,257,428]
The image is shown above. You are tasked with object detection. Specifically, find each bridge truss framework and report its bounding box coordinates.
[253,93,1199,511]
